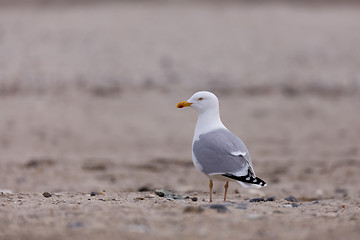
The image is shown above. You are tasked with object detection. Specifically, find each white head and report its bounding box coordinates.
[177,91,219,114]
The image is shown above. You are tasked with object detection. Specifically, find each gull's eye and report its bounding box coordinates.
[198,97,204,101]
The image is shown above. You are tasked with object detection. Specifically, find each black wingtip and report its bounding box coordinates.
[222,173,266,187]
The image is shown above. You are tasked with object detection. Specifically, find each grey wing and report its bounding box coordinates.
[192,129,255,177]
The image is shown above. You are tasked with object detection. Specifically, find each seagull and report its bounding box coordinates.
[177,91,266,202]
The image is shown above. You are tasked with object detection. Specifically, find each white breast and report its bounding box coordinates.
[191,149,204,172]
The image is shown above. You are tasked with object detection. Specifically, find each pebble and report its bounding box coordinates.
[266,196,276,202]
[191,197,198,202]
[154,189,183,200]
[250,198,265,202]
[43,192,52,198]
[0,189,12,194]
[311,200,319,204]
[209,204,228,213]
[282,203,299,208]
[183,206,204,213]
[155,190,165,197]
[134,197,145,201]
[283,204,293,208]
[90,192,100,196]
[145,194,155,198]
[285,196,297,202]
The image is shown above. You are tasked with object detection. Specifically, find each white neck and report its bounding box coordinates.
[193,108,226,142]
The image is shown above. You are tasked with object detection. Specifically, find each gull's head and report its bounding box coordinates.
[177,91,219,114]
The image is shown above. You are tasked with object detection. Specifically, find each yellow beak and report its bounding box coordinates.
[177,101,192,108]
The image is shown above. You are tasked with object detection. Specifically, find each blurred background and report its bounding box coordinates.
[0,0,359,199]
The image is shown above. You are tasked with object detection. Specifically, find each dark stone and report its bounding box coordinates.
[134,197,145,201]
[285,196,297,202]
[154,190,165,197]
[266,196,276,202]
[43,192,52,198]
[191,197,198,202]
[209,204,228,213]
[172,194,183,200]
[90,192,100,196]
[154,189,183,199]
[250,198,265,202]
[292,203,300,208]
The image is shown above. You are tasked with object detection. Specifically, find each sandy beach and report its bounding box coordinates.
[0,1,359,239]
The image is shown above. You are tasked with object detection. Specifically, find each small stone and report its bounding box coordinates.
[154,189,183,199]
[184,196,190,199]
[283,204,292,208]
[43,192,52,198]
[250,198,265,202]
[90,192,100,196]
[191,197,198,202]
[311,200,319,204]
[0,189,12,194]
[285,196,297,202]
[134,197,145,200]
[209,204,228,213]
[154,190,166,197]
[172,194,183,200]
[184,206,204,213]
[145,194,155,198]
[291,203,300,208]
[266,196,276,202]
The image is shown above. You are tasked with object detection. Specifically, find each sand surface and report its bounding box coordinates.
[0,2,360,240]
